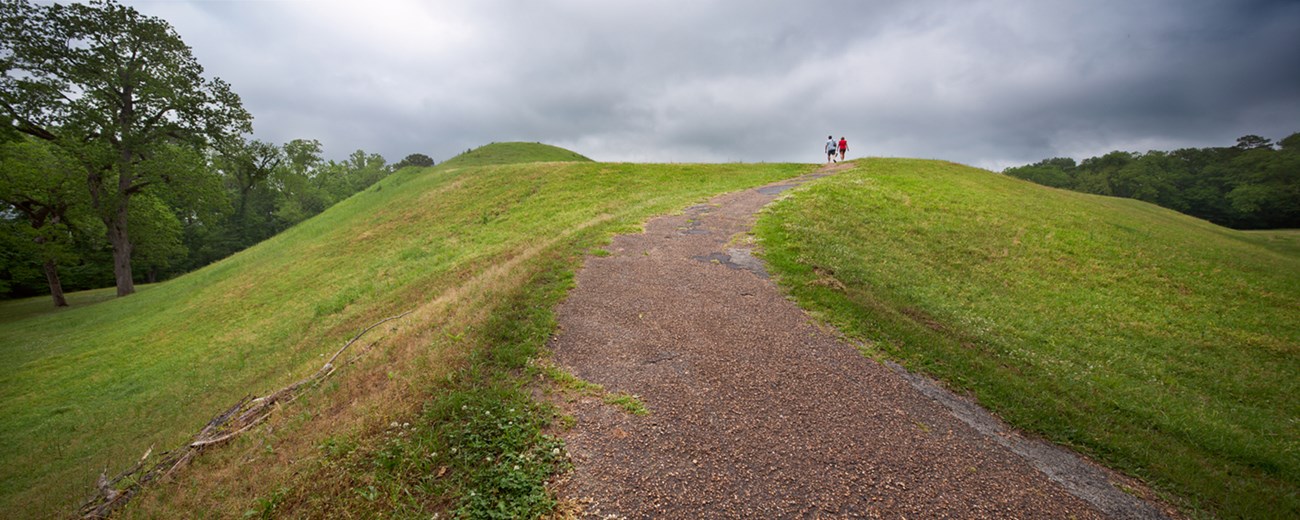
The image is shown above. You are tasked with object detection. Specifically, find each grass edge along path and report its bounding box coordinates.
[172,160,801,518]
[754,158,1299,519]
[0,143,808,518]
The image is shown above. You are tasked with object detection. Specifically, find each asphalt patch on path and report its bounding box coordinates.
[690,248,769,279]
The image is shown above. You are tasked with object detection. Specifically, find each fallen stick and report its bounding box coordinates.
[76,309,413,519]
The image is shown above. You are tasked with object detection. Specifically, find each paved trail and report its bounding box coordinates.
[550,163,1169,519]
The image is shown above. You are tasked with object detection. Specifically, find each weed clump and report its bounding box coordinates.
[366,390,567,518]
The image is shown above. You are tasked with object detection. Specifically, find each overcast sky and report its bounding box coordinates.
[112,0,1300,170]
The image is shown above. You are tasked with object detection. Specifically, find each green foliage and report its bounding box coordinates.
[316,150,390,203]
[181,140,395,274]
[0,220,38,295]
[213,139,284,252]
[757,158,1300,518]
[0,136,92,301]
[393,153,435,169]
[1004,132,1300,229]
[268,138,330,229]
[1,0,250,141]
[1001,157,1075,188]
[321,390,566,520]
[126,194,185,281]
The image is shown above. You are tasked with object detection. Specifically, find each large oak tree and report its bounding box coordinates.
[1,0,251,296]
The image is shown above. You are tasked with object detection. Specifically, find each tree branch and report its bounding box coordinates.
[140,105,175,134]
[76,309,414,519]
[0,97,60,141]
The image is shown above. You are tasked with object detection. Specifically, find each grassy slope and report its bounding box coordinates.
[755,158,1299,518]
[0,143,807,518]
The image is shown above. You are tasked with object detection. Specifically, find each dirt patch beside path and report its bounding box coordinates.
[548,163,1171,519]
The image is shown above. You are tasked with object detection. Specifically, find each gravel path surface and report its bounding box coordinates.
[549,163,1170,519]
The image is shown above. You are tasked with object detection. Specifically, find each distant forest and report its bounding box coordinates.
[1003,133,1299,230]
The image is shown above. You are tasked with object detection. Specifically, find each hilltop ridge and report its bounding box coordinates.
[440,142,593,167]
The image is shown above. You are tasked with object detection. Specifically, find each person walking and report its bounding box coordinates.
[838,136,848,161]
[825,135,838,164]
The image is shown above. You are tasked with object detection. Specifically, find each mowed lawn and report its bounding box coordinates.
[756,158,1298,519]
[0,143,808,518]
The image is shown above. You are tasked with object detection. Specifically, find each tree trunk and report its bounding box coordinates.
[27,220,69,307]
[107,203,135,296]
[108,135,138,297]
[43,257,68,307]
[34,234,69,307]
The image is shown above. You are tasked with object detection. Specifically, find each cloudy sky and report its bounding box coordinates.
[113,0,1300,170]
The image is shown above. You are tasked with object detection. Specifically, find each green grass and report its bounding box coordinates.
[440,142,592,168]
[0,142,807,518]
[1242,228,1300,257]
[755,158,1300,518]
[0,286,146,325]
[537,359,650,416]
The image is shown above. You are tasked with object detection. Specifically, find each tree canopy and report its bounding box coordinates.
[1004,133,1300,229]
[393,152,435,169]
[1,0,252,295]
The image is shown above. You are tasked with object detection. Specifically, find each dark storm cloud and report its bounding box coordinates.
[120,0,1300,169]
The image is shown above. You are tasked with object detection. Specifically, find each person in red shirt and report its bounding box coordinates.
[838,137,848,161]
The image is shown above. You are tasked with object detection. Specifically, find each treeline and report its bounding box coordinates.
[0,0,437,304]
[1003,133,1300,229]
[0,134,436,300]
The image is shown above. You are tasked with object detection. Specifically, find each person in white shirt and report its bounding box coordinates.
[825,136,837,163]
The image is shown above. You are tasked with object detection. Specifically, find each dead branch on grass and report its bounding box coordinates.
[76,310,413,519]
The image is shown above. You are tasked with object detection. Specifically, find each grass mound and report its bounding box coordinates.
[440,142,592,167]
[0,153,806,518]
[755,158,1299,519]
